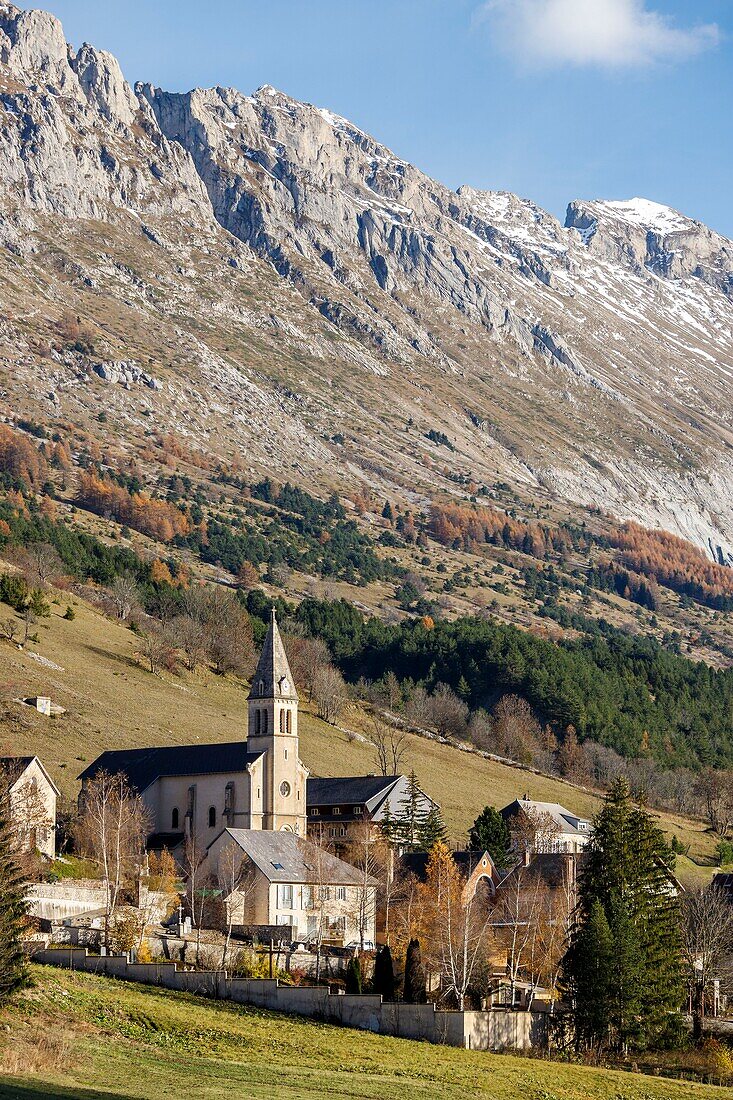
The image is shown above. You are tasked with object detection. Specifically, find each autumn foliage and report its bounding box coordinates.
[609,522,733,610]
[77,471,190,542]
[428,501,572,558]
[0,426,48,491]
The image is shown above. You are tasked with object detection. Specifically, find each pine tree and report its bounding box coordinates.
[566,897,613,1050]
[345,955,363,994]
[404,938,427,1004]
[562,777,684,1052]
[392,771,430,852]
[372,945,396,1001]
[417,805,448,852]
[0,796,29,1004]
[468,806,512,868]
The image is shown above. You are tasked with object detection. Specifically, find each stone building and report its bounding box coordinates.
[79,610,308,850]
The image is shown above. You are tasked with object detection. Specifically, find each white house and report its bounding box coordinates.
[500,796,590,854]
[79,610,309,850]
[206,827,376,944]
[0,755,58,859]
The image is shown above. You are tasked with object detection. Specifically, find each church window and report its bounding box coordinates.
[224,782,235,823]
[171,808,179,830]
[284,748,288,760]
[287,710,292,734]
[280,710,285,734]
[255,710,261,735]
[208,807,216,828]
[280,781,291,797]
[263,710,269,734]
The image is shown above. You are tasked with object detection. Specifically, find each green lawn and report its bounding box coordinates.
[0,967,727,1100]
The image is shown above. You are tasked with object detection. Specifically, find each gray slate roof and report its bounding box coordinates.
[249,609,298,701]
[78,742,262,793]
[500,798,589,837]
[214,828,367,886]
[307,774,401,811]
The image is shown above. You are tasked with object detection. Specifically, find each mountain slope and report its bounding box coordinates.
[0,2,732,561]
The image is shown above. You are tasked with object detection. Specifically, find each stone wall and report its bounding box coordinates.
[30,947,548,1052]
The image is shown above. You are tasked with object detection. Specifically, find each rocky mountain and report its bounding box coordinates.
[1,2,732,561]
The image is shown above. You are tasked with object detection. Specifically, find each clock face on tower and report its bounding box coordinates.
[280,676,290,695]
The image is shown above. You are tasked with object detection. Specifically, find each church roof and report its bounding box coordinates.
[78,742,263,794]
[249,609,298,701]
[211,828,370,886]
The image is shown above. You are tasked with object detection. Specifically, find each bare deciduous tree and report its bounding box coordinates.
[14,543,63,590]
[74,771,149,951]
[216,842,258,968]
[312,664,347,725]
[370,717,407,777]
[681,885,733,1043]
[107,574,141,622]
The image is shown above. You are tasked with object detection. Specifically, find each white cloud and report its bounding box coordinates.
[478,0,719,68]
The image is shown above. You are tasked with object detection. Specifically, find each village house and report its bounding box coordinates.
[306,773,436,847]
[0,755,58,860]
[500,796,591,854]
[206,827,376,944]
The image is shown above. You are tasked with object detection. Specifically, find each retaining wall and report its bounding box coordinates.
[30,947,546,1052]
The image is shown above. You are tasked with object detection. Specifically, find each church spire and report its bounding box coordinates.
[248,608,298,701]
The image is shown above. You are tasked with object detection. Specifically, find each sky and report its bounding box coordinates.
[36,0,733,237]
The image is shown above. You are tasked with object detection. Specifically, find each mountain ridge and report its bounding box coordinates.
[1,2,732,563]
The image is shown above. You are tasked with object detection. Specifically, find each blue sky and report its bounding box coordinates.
[41,0,733,236]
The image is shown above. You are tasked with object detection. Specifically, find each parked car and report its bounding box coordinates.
[345,940,376,952]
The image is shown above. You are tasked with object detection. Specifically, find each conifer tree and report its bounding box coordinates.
[372,945,396,1001]
[0,796,29,1004]
[417,805,448,852]
[562,777,684,1052]
[345,955,363,994]
[392,771,430,852]
[566,897,613,1050]
[468,806,512,868]
[404,938,427,1003]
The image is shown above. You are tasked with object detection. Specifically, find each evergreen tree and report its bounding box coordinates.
[0,795,28,1004]
[372,945,396,1001]
[565,897,613,1050]
[562,777,684,1052]
[468,806,512,868]
[345,955,363,995]
[403,938,427,1003]
[392,771,430,852]
[417,805,448,852]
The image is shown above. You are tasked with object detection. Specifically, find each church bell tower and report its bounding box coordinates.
[247,609,308,834]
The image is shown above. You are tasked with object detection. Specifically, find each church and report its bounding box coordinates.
[80,610,309,848]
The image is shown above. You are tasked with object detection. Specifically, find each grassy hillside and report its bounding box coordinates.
[0,967,726,1100]
[0,581,718,885]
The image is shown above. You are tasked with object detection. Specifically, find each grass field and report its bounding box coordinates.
[0,967,727,1100]
[0,582,719,884]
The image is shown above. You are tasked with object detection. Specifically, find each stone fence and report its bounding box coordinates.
[30,946,548,1052]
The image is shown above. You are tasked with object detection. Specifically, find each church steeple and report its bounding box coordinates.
[246,608,307,834]
[248,608,298,702]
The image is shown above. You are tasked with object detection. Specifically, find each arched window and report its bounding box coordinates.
[208,806,216,828]
[171,808,179,830]
[255,709,261,735]
[286,710,292,734]
[280,710,285,734]
[263,710,268,734]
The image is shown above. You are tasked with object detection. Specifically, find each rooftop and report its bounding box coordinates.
[78,742,263,793]
[212,828,369,886]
